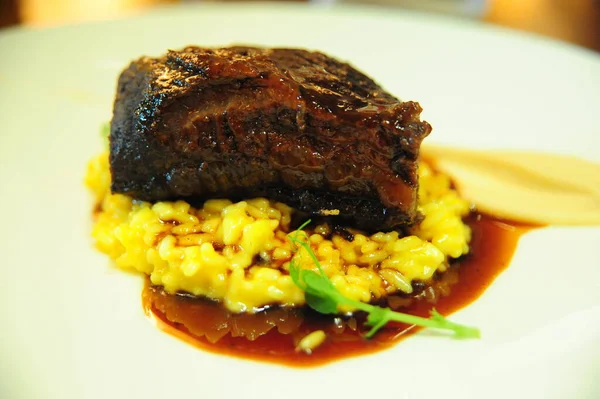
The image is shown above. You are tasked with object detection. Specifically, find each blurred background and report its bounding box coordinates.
[0,0,599,51]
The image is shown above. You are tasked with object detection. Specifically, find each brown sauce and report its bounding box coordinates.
[142,213,536,367]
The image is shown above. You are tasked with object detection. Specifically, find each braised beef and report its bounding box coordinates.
[110,47,431,230]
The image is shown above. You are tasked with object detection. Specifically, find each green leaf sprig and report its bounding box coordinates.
[100,122,110,149]
[288,220,480,339]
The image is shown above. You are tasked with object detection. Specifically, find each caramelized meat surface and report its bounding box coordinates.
[110,47,431,230]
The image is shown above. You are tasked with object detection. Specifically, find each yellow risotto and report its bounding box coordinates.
[85,153,471,313]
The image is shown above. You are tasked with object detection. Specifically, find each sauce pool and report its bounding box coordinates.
[142,213,536,367]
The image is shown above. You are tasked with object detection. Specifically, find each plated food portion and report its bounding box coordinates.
[86,46,526,365]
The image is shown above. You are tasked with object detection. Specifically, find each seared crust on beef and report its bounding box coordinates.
[110,46,431,230]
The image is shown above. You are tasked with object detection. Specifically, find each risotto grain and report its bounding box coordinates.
[86,153,471,313]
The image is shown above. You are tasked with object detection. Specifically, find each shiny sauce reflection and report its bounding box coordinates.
[142,213,536,367]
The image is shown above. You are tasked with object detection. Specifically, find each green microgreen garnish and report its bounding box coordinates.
[288,220,480,339]
[100,122,110,148]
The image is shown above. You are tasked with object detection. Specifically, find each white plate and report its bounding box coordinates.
[1,3,599,399]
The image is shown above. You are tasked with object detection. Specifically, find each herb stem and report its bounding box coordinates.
[287,220,481,340]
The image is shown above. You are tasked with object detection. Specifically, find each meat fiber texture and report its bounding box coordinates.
[110,46,432,231]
